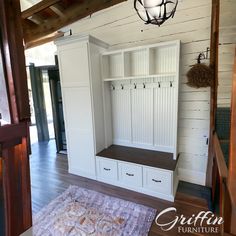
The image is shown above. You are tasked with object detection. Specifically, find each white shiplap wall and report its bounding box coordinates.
[218,0,236,107]
[69,0,213,185]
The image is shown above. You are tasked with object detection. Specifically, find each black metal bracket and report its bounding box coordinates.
[197,47,210,64]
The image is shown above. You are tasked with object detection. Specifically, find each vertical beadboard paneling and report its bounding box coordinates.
[103,53,123,78]
[111,88,131,143]
[131,88,153,145]
[155,45,177,74]
[124,49,148,76]
[154,84,175,152]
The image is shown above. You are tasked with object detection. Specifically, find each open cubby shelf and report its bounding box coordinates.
[97,145,178,171]
[102,41,179,82]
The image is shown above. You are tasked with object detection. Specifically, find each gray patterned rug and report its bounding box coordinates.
[33,185,156,236]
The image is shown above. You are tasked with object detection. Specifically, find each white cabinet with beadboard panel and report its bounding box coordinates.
[56,35,108,179]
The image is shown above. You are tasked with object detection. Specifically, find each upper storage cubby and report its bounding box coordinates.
[102,52,124,80]
[124,48,148,77]
[101,40,180,81]
[149,44,177,75]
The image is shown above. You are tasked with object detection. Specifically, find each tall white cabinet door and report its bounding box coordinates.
[62,87,96,177]
[58,42,90,87]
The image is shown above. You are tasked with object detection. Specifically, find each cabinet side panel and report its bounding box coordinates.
[89,43,106,153]
[103,82,113,147]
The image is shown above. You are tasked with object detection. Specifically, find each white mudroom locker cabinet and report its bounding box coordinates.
[56,35,108,179]
[56,35,180,202]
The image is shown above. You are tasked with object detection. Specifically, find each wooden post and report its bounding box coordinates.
[227,48,236,235]
[0,0,32,235]
[206,0,220,187]
[229,48,236,181]
[0,0,30,123]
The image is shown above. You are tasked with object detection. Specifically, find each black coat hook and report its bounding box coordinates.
[143,83,146,89]
[134,83,137,89]
[170,81,173,87]
[121,84,124,90]
[158,82,161,88]
[111,84,115,90]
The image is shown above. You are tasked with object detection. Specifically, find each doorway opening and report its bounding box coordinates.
[27,62,67,154]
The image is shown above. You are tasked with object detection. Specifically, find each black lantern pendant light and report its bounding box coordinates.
[134,0,178,26]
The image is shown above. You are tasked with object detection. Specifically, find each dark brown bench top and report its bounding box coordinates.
[97,145,178,171]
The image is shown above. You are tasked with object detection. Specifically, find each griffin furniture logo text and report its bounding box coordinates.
[155,207,224,234]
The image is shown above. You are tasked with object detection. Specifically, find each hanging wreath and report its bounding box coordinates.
[186,51,214,88]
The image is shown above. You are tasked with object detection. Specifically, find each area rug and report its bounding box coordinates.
[33,185,156,236]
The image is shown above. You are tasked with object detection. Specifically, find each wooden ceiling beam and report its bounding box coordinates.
[22,0,61,19]
[24,31,64,49]
[23,0,127,44]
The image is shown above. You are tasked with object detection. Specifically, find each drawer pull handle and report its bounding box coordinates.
[126,173,134,177]
[104,168,111,171]
[152,179,161,183]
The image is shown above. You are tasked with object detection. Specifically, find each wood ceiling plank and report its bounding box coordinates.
[23,0,127,44]
[28,14,45,25]
[22,0,61,19]
[49,4,65,18]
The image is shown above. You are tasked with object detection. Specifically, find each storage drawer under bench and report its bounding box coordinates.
[96,157,118,181]
[118,162,142,187]
[96,150,178,202]
[143,167,172,195]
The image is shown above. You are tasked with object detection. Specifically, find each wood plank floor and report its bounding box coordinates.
[30,141,219,236]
